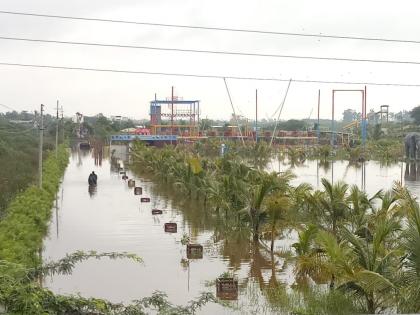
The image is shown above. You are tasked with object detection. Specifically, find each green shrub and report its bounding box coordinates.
[0,145,69,268]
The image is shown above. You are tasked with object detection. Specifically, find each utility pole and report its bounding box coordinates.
[38,104,44,188]
[55,100,59,158]
[255,89,258,143]
[171,86,174,145]
[317,90,320,143]
[61,106,64,142]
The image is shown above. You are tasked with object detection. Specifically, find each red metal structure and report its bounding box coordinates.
[150,88,200,138]
[331,87,367,146]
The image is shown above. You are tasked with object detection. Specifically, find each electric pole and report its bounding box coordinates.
[61,106,64,142]
[38,104,44,188]
[171,86,174,145]
[55,100,59,158]
[255,89,258,143]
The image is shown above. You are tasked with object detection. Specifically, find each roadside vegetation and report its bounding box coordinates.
[0,117,53,215]
[0,145,69,266]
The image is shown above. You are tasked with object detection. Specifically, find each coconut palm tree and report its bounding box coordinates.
[346,185,381,233]
[264,193,291,252]
[247,171,293,241]
[315,217,400,314]
[292,224,331,286]
[305,178,350,237]
[393,184,420,313]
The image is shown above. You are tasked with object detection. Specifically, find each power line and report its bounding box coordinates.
[0,103,16,111]
[2,35,420,66]
[0,61,420,87]
[0,10,419,46]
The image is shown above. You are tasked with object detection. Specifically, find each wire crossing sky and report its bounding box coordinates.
[0,0,420,119]
[1,9,420,45]
[0,62,419,87]
[1,36,420,66]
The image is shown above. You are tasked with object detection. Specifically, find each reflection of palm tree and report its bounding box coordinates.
[318,159,330,172]
[217,225,251,269]
[286,147,305,168]
[249,243,273,289]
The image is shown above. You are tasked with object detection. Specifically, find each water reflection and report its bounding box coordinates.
[268,158,414,197]
[92,140,104,166]
[141,174,291,296]
[55,191,59,238]
[74,146,90,167]
[404,162,420,182]
[88,185,97,198]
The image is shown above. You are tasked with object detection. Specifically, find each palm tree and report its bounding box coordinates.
[206,176,230,214]
[305,178,349,237]
[394,184,420,313]
[315,217,400,314]
[346,185,380,233]
[264,193,291,252]
[247,171,293,241]
[292,224,330,286]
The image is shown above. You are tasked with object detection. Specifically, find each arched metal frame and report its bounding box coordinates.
[331,86,367,146]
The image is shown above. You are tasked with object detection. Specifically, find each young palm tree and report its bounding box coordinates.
[305,178,350,237]
[206,176,230,214]
[292,224,330,286]
[316,217,400,314]
[247,171,293,241]
[346,185,380,233]
[264,193,291,252]
[394,184,420,313]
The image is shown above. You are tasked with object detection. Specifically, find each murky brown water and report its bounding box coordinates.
[43,147,420,314]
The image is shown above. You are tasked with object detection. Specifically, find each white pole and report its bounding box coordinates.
[55,100,59,158]
[38,104,44,188]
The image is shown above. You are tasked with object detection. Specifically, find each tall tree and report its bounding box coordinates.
[410,105,420,125]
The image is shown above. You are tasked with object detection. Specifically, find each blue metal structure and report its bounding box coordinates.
[150,97,200,137]
[110,134,177,145]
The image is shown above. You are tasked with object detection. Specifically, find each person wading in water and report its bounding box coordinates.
[88,171,98,186]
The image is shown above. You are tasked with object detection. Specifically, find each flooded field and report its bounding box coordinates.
[267,158,420,196]
[43,147,420,314]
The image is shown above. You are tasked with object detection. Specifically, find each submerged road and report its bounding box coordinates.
[43,148,246,314]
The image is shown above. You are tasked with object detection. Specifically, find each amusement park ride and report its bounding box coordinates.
[110,85,388,147]
[149,88,200,139]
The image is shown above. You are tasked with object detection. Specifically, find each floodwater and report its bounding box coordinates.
[267,158,420,197]
[43,147,420,314]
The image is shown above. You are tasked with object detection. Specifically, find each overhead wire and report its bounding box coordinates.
[1,36,420,66]
[0,103,16,111]
[270,79,292,147]
[0,62,420,87]
[1,10,420,45]
[223,78,245,146]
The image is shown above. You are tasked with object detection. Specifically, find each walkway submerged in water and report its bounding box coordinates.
[43,149,289,314]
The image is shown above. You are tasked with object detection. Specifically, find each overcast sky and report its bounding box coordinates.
[1,0,420,121]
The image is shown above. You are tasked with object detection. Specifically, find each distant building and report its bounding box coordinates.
[111,115,130,122]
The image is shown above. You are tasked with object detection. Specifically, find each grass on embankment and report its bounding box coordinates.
[0,145,69,268]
